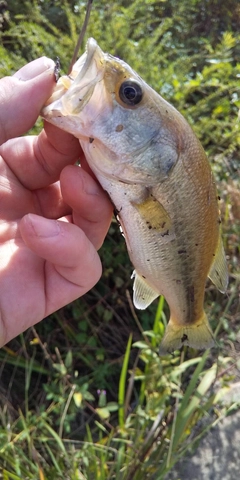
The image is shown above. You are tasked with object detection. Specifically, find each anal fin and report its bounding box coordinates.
[132,271,159,309]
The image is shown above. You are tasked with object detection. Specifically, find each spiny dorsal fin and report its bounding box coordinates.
[208,236,228,293]
[132,271,159,309]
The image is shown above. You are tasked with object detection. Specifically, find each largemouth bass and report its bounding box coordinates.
[42,38,228,354]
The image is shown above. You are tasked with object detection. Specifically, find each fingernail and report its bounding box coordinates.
[13,57,55,81]
[28,214,60,237]
[80,168,101,196]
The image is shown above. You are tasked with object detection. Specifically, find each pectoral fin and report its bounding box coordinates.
[208,236,228,293]
[132,194,174,237]
[132,271,159,309]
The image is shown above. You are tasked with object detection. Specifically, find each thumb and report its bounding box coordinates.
[0,57,56,145]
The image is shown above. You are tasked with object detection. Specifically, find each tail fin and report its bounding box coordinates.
[159,312,215,355]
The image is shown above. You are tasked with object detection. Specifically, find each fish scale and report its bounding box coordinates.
[42,38,228,354]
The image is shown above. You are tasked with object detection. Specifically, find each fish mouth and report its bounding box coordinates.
[41,38,105,118]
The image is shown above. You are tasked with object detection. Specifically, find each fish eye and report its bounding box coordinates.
[119,80,143,106]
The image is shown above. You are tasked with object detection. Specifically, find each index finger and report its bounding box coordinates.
[0,122,82,190]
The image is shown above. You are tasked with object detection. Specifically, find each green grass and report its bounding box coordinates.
[0,275,239,478]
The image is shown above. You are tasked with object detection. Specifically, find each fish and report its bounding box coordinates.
[41,38,228,354]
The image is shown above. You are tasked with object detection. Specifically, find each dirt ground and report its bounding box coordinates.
[166,384,240,480]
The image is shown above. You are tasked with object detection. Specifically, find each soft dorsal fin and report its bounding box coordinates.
[132,271,159,309]
[208,236,228,293]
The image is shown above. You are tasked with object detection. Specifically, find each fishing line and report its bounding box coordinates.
[68,0,93,74]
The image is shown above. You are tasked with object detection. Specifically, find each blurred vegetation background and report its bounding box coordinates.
[0,0,239,478]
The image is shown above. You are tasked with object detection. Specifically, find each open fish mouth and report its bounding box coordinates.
[42,38,105,118]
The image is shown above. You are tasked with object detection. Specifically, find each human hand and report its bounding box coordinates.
[0,57,113,346]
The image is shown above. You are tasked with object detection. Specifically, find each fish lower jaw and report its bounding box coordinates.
[42,107,88,138]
